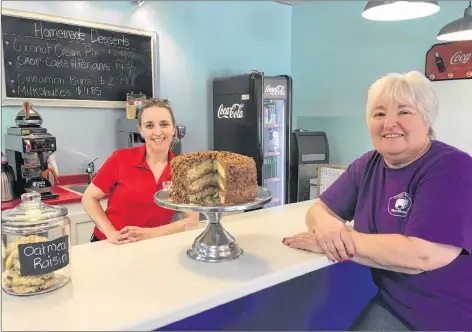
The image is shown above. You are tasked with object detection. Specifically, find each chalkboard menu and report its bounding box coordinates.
[1,9,157,108]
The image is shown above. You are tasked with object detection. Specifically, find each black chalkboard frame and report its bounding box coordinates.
[1,8,159,108]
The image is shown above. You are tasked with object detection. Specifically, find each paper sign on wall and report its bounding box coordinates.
[317,165,346,196]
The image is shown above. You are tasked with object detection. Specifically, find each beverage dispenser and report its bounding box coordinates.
[4,102,59,200]
[288,130,329,203]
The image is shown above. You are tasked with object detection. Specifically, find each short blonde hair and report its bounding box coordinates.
[366,71,438,139]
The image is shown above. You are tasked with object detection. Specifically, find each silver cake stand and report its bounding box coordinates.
[154,187,272,263]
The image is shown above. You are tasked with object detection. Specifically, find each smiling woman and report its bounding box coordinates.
[81,98,199,245]
[283,71,472,331]
[366,72,438,168]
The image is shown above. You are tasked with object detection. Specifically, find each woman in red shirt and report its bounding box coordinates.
[82,98,199,245]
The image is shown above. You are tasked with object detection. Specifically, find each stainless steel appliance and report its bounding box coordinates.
[1,155,15,202]
[5,131,59,200]
[212,72,293,209]
[14,102,43,127]
[116,118,186,155]
[289,129,329,203]
[5,102,59,200]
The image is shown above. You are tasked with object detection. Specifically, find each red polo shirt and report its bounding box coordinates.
[92,145,175,240]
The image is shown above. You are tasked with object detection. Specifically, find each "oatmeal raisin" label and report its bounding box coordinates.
[18,235,69,276]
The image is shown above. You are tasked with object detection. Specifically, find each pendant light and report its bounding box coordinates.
[437,1,472,41]
[132,0,144,7]
[362,1,440,21]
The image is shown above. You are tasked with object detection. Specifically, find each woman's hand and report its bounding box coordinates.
[306,203,356,262]
[283,232,324,253]
[105,229,135,245]
[119,226,153,243]
[105,230,121,244]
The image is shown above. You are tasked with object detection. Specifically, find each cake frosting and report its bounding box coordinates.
[170,151,258,205]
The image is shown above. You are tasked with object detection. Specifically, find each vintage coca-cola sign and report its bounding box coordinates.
[425,41,472,81]
[217,103,244,119]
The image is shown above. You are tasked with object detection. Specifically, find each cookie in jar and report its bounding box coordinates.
[2,192,71,296]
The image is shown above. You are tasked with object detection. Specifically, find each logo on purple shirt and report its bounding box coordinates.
[388,192,412,217]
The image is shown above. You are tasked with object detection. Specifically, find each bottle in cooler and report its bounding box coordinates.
[268,128,279,152]
[263,106,268,125]
[272,157,275,177]
[264,100,276,124]
[273,157,276,178]
[269,104,277,124]
[263,101,270,124]
[263,158,268,178]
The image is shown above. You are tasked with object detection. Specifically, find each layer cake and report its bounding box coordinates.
[170,151,258,205]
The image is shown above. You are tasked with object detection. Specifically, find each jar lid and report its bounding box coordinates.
[2,192,67,225]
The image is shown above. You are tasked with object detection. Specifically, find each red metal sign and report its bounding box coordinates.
[425,41,472,81]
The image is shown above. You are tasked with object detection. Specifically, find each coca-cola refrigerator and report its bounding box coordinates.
[212,72,292,208]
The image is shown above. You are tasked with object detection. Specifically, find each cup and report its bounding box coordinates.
[126,105,137,119]
[162,181,172,189]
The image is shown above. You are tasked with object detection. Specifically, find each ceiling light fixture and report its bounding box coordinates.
[132,0,144,7]
[362,1,440,21]
[437,1,472,41]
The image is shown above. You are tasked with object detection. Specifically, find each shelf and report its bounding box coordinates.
[264,152,280,157]
[264,177,280,183]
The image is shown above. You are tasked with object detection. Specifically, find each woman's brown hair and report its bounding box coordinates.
[137,98,176,126]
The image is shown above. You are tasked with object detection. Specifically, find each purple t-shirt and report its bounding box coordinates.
[320,140,472,330]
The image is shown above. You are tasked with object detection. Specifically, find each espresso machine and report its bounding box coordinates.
[116,118,186,155]
[4,102,59,200]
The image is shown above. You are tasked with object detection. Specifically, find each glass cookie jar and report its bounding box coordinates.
[1,192,71,296]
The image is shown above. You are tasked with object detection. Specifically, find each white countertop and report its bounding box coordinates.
[2,199,335,331]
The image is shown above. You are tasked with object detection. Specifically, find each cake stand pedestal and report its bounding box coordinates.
[154,187,272,263]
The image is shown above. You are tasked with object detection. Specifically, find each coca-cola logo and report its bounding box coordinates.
[265,85,285,96]
[217,103,244,119]
[450,50,471,65]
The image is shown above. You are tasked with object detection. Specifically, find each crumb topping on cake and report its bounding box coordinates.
[170,151,258,205]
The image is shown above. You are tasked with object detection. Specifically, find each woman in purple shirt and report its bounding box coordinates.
[283,71,472,331]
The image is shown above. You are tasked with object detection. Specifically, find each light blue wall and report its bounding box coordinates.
[1,1,292,174]
[291,1,468,166]
[4,1,467,171]
[297,115,371,167]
